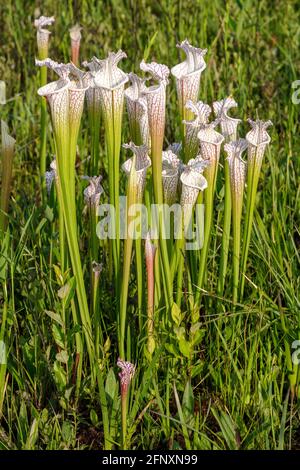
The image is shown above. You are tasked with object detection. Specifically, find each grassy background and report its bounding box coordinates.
[0,0,300,449]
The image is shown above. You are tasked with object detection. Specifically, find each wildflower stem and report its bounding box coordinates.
[89,104,101,175]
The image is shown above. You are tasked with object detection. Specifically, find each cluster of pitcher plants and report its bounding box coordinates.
[0,15,277,449]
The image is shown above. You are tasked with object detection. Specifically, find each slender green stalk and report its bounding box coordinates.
[232,189,242,305]
[119,160,137,359]
[56,180,67,274]
[38,74,96,371]
[239,161,258,299]
[39,66,48,187]
[145,233,156,356]
[71,299,83,403]
[171,211,185,306]
[58,164,94,358]
[196,152,217,303]
[240,119,272,299]
[213,97,241,299]
[224,139,247,305]
[104,97,123,294]
[153,162,172,308]
[94,52,128,296]
[0,121,15,234]
[88,96,101,175]
[95,366,111,449]
[49,90,111,448]
[92,264,102,351]
[135,237,144,331]
[217,157,231,297]
[176,237,185,307]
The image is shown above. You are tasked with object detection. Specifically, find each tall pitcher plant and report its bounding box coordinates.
[140,60,173,308]
[36,59,94,363]
[94,51,128,291]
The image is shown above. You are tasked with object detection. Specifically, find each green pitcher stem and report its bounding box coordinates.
[232,197,242,306]
[240,161,259,300]
[152,141,172,308]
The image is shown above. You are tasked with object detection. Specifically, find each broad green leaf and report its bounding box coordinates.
[178,338,190,358]
[53,360,67,391]
[105,367,118,404]
[52,323,65,349]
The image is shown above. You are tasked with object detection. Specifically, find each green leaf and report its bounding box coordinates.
[62,421,75,443]
[90,409,99,427]
[45,205,54,222]
[35,217,47,234]
[40,408,48,425]
[165,343,179,357]
[45,310,64,327]
[104,337,111,354]
[182,380,194,422]
[191,361,204,378]
[53,264,64,284]
[58,277,76,309]
[191,328,205,346]
[174,326,185,340]
[58,284,70,299]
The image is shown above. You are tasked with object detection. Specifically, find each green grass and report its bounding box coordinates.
[0,0,300,450]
